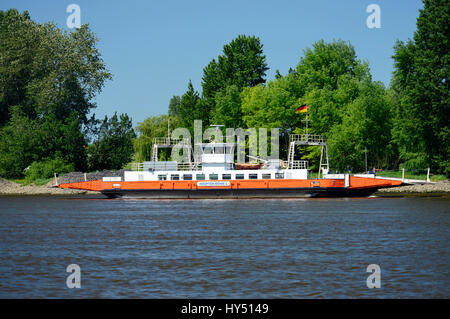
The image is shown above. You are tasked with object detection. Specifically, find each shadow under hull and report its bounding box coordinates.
[101,187,379,199]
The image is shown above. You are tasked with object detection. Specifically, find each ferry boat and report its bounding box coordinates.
[58,133,404,198]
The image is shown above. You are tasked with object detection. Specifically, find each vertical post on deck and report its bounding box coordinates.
[402,168,405,182]
[364,147,368,173]
[54,173,58,186]
[427,168,430,182]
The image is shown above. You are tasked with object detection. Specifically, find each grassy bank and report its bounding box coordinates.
[375,170,447,182]
[11,177,53,186]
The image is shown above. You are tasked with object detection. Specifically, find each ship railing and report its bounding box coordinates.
[152,137,191,145]
[290,134,326,144]
[131,162,144,171]
[177,163,202,171]
[130,162,201,171]
[289,160,309,170]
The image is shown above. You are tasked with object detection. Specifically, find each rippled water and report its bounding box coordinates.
[0,195,448,298]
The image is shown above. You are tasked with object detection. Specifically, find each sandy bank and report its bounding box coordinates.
[375,180,450,196]
[0,178,100,195]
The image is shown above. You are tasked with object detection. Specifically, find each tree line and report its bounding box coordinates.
[0,9,136,180]
[135,0,448,176]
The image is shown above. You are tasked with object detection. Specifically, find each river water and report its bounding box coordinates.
[0,195,448,298]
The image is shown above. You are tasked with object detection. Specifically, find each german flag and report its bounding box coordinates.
[296,104,308,113]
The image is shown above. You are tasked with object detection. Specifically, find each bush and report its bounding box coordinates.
[24,158,74,185]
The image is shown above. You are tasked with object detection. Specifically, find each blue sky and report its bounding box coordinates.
[1,0,423,126]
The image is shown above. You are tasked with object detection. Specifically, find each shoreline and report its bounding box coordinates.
[1,177,448,197]
[374,180,450,197]
[0,178,100,196]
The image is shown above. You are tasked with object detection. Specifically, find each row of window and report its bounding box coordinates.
[157,173,285,181]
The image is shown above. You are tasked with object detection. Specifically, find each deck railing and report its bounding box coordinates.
[152,137,191,145]
[282,160,308,169]
[130,162,201,171]
[290,134,326,144]
[290,160,309,169]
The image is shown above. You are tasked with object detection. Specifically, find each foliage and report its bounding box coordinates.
[87,113,136,170]
[211,85,243,128]
[0,108,87,178]
[134,114,180,162]
[0,9,112,178]
[327,81,392,171]
[177,81,203,133]
[172,35,269,130]
[201,35,268,101]
[390,0,449,175]
[0,9,111,126]
[24,158,74,185]
[241,39,390,170]
[168,95,181,117]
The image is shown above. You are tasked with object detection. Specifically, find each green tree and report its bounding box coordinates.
[177,81,202,132]
[241,39,392,169]
[168,95,181,117]
[327,82,392,171]
[296,40,371,134]
[241,74,302,133]
[87,113,136,170]
[202,35,268,100]
[391,0,449,174]
[0,109,41,177]
[211,85,243,128]
[133,114,179,162]
[0,10,111,125]
[0,109,88,178]
[200,35,269,123]
[0,9,111,176]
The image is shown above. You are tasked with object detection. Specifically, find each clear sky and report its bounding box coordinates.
[1,0,423,126]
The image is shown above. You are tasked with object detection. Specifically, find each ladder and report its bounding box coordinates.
[287,142,296,169]
[287,134,329,175]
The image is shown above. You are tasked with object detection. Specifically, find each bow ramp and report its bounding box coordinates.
[58,180,103,192]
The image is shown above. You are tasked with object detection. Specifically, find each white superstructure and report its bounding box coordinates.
[122,141,308,182]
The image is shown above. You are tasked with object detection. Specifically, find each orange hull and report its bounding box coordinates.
[58,176,403,198]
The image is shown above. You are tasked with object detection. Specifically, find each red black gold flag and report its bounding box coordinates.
[296,104,308,113]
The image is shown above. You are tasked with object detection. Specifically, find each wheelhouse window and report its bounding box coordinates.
[183,174,192,180]
[222,174,232,180]
[235,174,245,180]
[262,174,271,179]
[196,174,205,180]
[275,173,284,179]
[203,146,213,154]
[171,174,180,180]
[249,174,258,179]
[158,175,167,181]
[209,174,219,180]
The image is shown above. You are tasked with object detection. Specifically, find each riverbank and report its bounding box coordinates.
[0,170,124,196]
[0,178,100,195]
[375,180,450,197]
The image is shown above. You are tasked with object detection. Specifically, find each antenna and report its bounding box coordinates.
[302,113,309,137]
[209,124,224,143]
